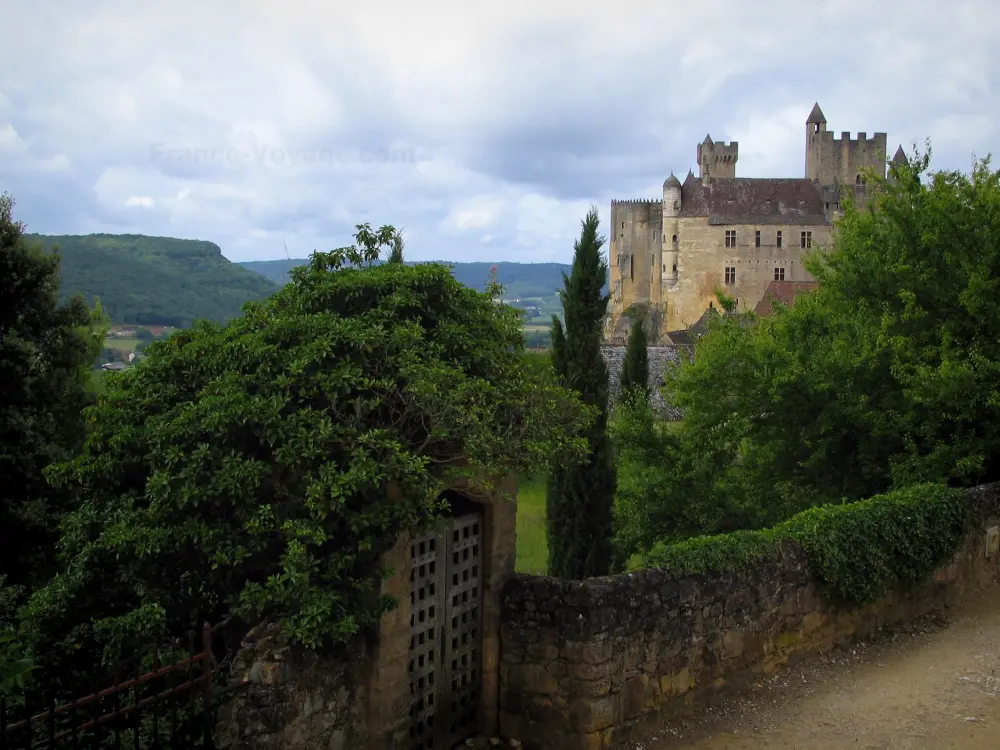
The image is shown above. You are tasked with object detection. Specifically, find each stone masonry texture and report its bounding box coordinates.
[498,484,1000,750]
[214,623,369,750]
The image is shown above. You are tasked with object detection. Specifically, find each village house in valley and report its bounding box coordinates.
[604,103,907,343]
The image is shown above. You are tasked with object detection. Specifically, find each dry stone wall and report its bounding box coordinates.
[215,623,369,750]
[499,484,1000,750]
[601,346,683,420]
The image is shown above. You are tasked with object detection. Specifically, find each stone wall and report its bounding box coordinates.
[601,346,683,420]
[499,484,1000,750]
[215,624,369,750]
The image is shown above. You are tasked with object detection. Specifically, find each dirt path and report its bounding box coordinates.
[629,587,1000,750]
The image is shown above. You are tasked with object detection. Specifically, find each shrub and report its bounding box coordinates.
[643,483,968,605]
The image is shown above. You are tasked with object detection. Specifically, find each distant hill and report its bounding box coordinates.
[29,234,279,328]
[237,259,609,303]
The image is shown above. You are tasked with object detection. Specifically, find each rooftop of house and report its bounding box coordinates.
[753,281,820,317]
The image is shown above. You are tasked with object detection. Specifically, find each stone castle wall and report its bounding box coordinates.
[215,624,370,750]
[498,485,1000,750]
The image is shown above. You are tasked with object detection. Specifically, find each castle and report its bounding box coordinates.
[604,103,907,342]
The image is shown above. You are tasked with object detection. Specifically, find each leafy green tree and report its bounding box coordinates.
[134,325,154,341]
[546,206,615,579]
[387,229,405,264]
[620,317,649,400]
[0,194,103,594]
[20,223,591,689]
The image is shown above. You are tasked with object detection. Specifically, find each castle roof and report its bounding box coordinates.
[702,133,714,145]
[680,172,830,226]
[663,172,682,188]
[806,102,827,124]
[754,281,820,317]
[892,145,907,164]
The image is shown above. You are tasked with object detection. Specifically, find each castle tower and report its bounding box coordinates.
[805,102,827,181]
[697,135,738,181]
[662,173,682,284]
[888,145,907,183]
[805,102,887,186]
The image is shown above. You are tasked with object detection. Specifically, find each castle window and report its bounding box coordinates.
[622,222,625,229]
[755,230,761,248]
[630,255,634,282]
[801,231,812,249]
[774,266,785,281]
[672,264,677,274]
[673,200,679,210]
[651,254,655,268]
[672,234,678,249]
[725,230,737,248]
[776,230,783,249]
[724,266,736,285]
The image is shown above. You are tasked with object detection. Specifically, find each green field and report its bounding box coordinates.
[104,337,142,355]
[515,474,548,574]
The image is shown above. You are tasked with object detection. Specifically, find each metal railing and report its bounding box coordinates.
[0,620,247,749]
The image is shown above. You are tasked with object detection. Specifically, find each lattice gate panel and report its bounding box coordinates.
[407,512,483,750]
[443,514,482,747]
[408,528,441,750]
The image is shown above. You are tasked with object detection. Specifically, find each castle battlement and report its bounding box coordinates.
[822,131,887,143]
[611,198,661,204]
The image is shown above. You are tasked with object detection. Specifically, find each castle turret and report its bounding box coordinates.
[888,145,907,183]
[661,173,682,285]
[662,172,682,217]
[805,103,827,181]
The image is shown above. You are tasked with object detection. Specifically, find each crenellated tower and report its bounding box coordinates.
[697,135,738,180]
[805,102,887,186]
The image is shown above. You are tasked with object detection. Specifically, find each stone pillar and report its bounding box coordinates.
[366,532,413,749]
[480,475,518,735]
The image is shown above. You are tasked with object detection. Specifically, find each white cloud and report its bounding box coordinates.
[1,0,998,263]
[443,195,506,232]
[125,195,155,208]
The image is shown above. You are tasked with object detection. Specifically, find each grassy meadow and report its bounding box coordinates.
[514,474,548,574]
[103,336,143,355]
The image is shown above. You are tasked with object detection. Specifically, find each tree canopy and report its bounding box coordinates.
[0,195,103,592]
[20,224,592,686]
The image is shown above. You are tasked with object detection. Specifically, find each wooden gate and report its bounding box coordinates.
[407,512,483,749]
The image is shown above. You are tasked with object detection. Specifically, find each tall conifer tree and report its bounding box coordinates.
[620,317,649,400]
[546,206,615,579]
[387,230,405,264]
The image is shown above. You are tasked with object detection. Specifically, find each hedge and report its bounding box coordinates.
[642,483,969,605]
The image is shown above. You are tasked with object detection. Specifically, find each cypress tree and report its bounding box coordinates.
[546,206,615,579]
[620,317,649,400]
[387,230,405,264]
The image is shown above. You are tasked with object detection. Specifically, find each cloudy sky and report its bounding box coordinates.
[1,0,996,264]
